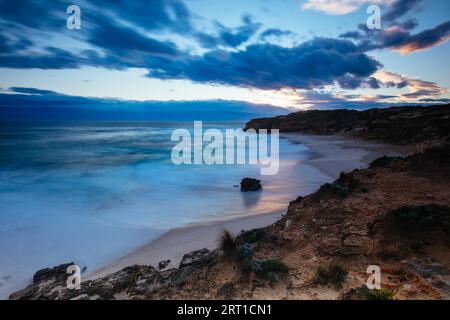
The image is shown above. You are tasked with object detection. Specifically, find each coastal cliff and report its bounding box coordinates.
[244,104,450,147]
[11,105,450,300]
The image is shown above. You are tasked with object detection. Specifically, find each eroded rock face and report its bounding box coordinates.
[158,260,170,270]
[240,178,262,192]
[9,262,76,300]
[244,104,450,145]
[32,262,75,284]
[10,249,219,300]
[179,248,218,268]
[9,264,167,300]
[406,258,450,299]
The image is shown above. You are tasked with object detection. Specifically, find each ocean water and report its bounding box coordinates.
[0,122,331,298]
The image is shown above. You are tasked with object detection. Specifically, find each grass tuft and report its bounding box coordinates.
[314,263,348,289]
[219,229,237,256]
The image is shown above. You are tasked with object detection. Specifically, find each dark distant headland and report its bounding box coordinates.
[245,104,450,147]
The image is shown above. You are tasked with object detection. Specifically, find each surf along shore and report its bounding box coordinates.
[10,104,450,300]
[85,133,404,281]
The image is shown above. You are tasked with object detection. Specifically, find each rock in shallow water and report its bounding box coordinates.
[240,178,262,192]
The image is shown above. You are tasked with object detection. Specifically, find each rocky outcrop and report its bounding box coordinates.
[244,104,450,146]
[179,248,218,268]
[10,249,219,300]
[240,178,262,192]
[158,259,170,270]
[32,262,75,284]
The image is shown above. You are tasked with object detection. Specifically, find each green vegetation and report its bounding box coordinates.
[253,259,289,282]
[314,263,348,288]
[390,205,450,235]
[265,259,289,274]
[319,181,350,197]
[360,186,369,193]
[341,286,396,300]
[368,288,396,300]
[242,228,267,243]
[239,243,253,261]
[369,156,401,168]
[217,282,235,298]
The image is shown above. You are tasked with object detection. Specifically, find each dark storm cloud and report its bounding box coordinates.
[147,38,381,90]
[339,0,449,55]
[94,0,192,32]
[0,0,190,32]
[194,15,261,48]
[1,1,383,92]
[9,87,61,95]
[0,0,67,29]
[259,28,294,41]
[89,16,179,57]
[355,21,450,54]
[0,0,446,94]
[0,0,185,69]
[341,8,450,56]
[383,0,423,22]
[0,47,83,69]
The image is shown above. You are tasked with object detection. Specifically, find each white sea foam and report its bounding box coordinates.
[0,122,329,298]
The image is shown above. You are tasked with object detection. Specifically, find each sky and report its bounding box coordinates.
[0,0,449,111]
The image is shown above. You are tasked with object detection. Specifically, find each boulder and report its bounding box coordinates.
[158,259,171,270]
[240,178,262,192]
[33,262,75,284]
[179,248,217,268]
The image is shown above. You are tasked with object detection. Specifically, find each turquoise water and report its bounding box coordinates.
[0,122,330,298]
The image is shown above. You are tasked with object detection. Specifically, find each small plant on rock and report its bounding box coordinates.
[368,288,396,300]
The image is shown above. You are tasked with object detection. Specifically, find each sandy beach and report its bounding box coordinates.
[86,133,405,281]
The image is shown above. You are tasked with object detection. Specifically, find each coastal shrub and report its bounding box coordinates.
[219,229,237,256]
[253,259,266,274]
[265,259,289,274]
[239,243,254,261]
[360,186,369,193]
[369,156,402,168]
[217,282,235,298]
[241,228,267,243]
[338,172,359,190]
[389,205,450,235]
[314,263,348,288]
[319,181,350,197]
[340,286,395,300]
[253,259,289,282]
[409,239,429,253]
[368,288,396,300]
[241,259,254,274]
